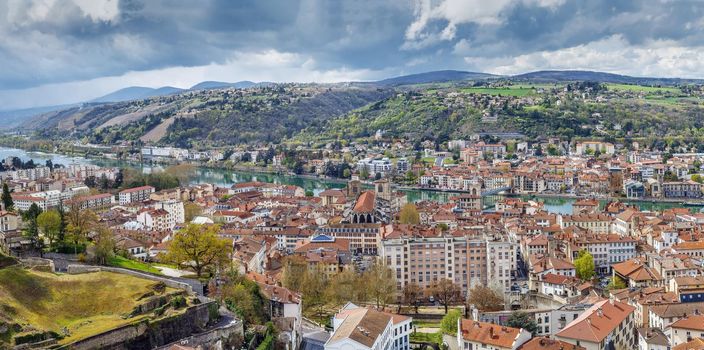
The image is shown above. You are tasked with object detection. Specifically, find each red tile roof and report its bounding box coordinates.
[460,319,524,348]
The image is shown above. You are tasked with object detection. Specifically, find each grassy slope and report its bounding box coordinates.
[107,255,162,274]
[0,267,171,344]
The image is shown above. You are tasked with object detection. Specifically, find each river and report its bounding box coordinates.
[0,147,695,215]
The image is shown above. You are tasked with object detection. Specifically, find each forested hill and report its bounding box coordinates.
[25,84,393,147]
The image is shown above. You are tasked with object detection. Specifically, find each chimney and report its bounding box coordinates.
[597,308,603,317]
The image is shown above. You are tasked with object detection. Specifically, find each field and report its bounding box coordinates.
[0,266,173,345]
[605,83,681,93]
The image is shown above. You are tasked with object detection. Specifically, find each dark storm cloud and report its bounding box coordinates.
[2,0,704,92]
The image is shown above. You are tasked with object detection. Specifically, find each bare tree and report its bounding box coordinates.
[429,278,461,314]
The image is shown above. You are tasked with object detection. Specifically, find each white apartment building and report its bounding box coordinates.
[119,185,155,205]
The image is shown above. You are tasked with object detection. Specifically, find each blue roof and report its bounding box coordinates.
[311,234,335,242]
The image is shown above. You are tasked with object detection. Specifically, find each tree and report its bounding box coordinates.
[467,285,504,312]
[300,266,328,317]
[360,167,370,180]
[607,276,627,290]
[326,269,364,305]
[184,202,202,222]
[37,210,61,247]
[1,183,13,211]
[164,164,196,185]
[399,203,420,225]
[281,255,308,292]
[364,262,397,309]
[402,282,423,314]
[93,225,115,265]
[66,204,98,254]
[430,278,461,314]
[506,311,538,335]
[440,309,462,335]
[22,203,43,243]
[164,224,230,277]
[221,279,266,325]
[574,250,596,281]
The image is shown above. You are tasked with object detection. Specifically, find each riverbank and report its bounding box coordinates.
[1,146,700,214]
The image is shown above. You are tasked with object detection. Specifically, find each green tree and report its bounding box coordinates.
[1,183,13,211]
[326,269,364,305]
[93,225,116,265]
[164,224,230,277]
[37,210,61,247]
[607,276,627,290]
[440,309,462,335]
[399,203,420,224]
[360,167,370,180]
[221,280,266,325]
[506,311,538,335]
[300,266,328,318]
[574,250,596,281]
[22,203,43,241]
[66,204,98,254]
[184,202,202,222]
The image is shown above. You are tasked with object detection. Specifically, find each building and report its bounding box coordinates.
[636,327,669,350]
[662,181,703,199]
[119,185,155,205]
[669,315,704,348]
[555,299,636,350]
[518,337,585,350]
[669,276,704,303]
[457,319,532,350]
[575,141,615,155]
[333,303,412,350]
[66,193,115,210]
[325,308,394,350]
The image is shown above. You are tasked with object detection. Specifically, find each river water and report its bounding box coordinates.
[0,147,694,215]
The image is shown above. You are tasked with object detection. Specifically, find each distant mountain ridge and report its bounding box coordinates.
[91,86,185,103]
[511,70,704,85]
[372,70,497,86]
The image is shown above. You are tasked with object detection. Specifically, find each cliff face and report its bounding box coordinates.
[65,302,218,350]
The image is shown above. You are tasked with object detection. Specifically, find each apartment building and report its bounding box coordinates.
[118,185,155,205]
[380,229,516,296]
[558,214,612,234]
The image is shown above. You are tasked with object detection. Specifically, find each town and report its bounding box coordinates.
[2,143,704,350]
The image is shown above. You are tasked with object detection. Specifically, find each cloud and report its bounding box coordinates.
[0,49,389,110]
[1,0,704,109]
[463,35,704,78]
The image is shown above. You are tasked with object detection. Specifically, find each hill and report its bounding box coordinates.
[0,104,78,130]
[373,70,496,86]
[190,80,259,90]
[295,83,704,145]
[91,86,185,103]
[512,70,704,85]
[25,84,394,147]
[0,266,181,346]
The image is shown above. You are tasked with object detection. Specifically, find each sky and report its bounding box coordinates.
[2,0,704,110]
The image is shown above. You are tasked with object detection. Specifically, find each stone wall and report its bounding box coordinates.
[64,302,216,350]
[19,257,55,272]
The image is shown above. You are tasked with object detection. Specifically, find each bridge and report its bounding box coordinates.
[481,186,512,196]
